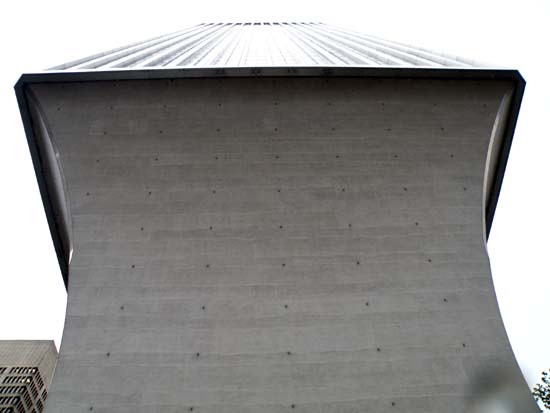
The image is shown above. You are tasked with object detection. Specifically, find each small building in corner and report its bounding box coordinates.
[0,341,57,413]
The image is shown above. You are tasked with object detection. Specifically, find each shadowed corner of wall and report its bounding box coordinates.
[466,363,541,413]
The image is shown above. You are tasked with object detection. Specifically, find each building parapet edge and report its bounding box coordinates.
[14,66,526,289]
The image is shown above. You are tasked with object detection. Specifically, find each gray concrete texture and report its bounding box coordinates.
[27,77,537,412]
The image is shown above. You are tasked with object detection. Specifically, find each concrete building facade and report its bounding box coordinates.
[0,341,57,413]
[15,23,537,412]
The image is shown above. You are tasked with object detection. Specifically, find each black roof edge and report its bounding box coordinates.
[14,66,526,289]
[484,72,525,234]
[14,79,70,289]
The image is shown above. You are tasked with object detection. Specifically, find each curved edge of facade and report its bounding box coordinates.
[14,66,525,291]
[15,80,71,287]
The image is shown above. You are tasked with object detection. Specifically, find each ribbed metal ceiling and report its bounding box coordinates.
[49,22,481,70]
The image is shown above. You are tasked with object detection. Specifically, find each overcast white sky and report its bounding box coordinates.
[0,0,548,390]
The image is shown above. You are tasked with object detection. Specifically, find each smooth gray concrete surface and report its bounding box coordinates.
[27,77,537,412]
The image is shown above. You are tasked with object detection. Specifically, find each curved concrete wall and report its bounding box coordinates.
[28,77,536,412]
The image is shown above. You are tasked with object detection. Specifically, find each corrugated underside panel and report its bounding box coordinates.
[48,22,480,70]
